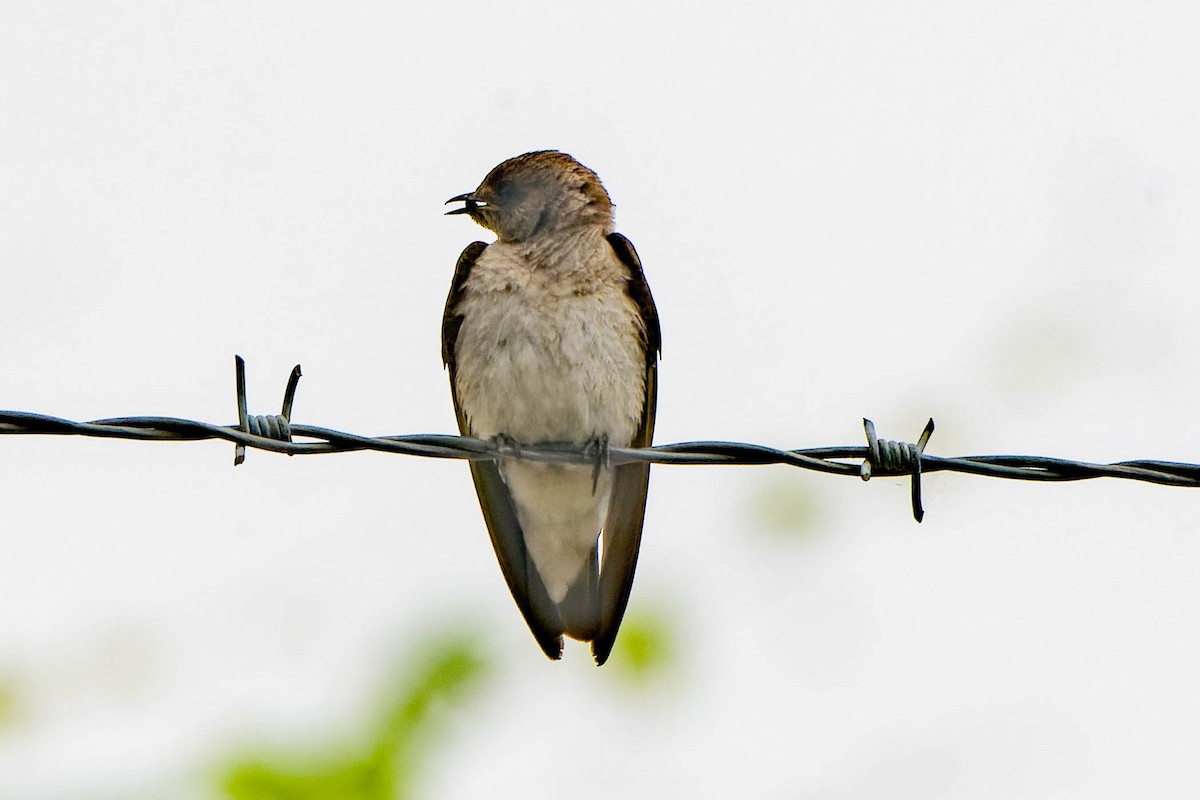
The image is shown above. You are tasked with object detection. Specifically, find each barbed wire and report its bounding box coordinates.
[3,357,1199,522]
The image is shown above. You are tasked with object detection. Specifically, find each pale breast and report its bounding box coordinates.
[452,232,647,446]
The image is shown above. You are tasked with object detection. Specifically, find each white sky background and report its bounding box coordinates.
[3,2,1200,797]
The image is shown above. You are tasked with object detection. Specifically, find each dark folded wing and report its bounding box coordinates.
[592,233,661,666]
[442,241,564,660]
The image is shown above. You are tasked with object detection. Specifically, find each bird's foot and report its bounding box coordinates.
[584,433,610,495]
[488,433,523,459]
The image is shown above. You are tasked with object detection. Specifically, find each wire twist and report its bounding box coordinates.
[234,355,301,466]
[860,418,936,521]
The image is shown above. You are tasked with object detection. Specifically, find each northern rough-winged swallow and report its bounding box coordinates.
[442,151,660,665]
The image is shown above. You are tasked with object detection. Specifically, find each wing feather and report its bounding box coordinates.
[591,233,661,666]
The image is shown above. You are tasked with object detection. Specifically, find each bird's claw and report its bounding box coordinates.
[488,433,523,459]
[585,433,611,494]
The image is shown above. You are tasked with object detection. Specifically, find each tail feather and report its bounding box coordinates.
[554,547,600,641]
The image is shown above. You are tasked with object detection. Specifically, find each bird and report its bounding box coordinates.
[442,151,660,665]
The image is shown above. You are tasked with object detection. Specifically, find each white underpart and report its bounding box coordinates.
[453,226,646,601]
[502,463,611,601]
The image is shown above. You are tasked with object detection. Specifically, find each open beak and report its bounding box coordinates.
[445,193,478,216]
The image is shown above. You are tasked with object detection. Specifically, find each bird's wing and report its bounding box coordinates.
[442,241,565,660]
[591,232,661,666]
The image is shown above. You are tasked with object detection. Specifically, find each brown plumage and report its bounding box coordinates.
[442,151,659,664]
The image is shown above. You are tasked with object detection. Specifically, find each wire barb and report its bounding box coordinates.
[233,356,303,466]
[859,418,936,522]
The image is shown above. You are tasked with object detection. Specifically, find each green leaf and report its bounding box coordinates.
[218,628,490,800]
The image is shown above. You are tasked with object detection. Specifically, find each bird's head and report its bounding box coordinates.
[446,150,614,243]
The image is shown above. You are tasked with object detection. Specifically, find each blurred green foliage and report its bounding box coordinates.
[604,608,676,685]
[748,476,822,541]
[0,674,20,729]
[219,631,489,800]
[216,606,680,797]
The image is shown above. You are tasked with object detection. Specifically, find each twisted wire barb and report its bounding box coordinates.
[3,356,1199,522]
